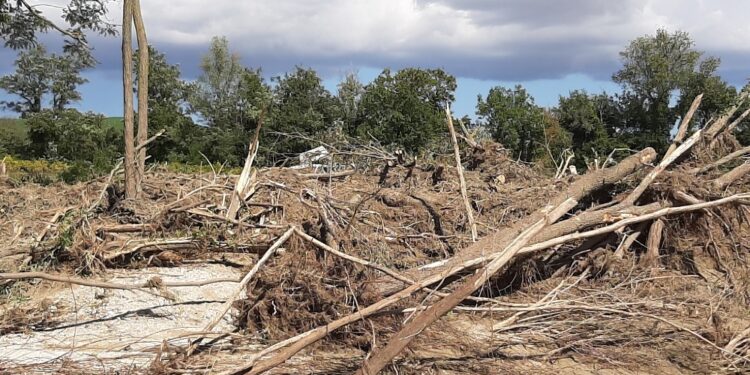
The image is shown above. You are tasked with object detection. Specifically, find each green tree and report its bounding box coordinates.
[556,90,621,167]
[537,111,573,170]
[613,29,714,152]
[337,71,364,131]
[26,109,122,171]
[134,45,203,163]
[0,46,49,115]
[675,58,738,130]
[0,45,89,116]
[476,85,544,162]
[1,0,116,61]
[49,51,89,111]
[265,66,340,163]
[188,36,270,166]
[354,67,456,152]
[189,36,266,129]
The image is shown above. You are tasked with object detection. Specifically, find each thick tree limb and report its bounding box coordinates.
[622,128,703,206]
[664,94,702,158]
[714,162,750,190]
[132,0,149,194]
[376,148,656,293]
[121,0,136,198]
[356,199,578,374]
[691,145,750,174]
[643,219,664,266]
[726,108,750,133]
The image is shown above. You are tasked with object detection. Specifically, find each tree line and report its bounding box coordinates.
[2,27,749,181]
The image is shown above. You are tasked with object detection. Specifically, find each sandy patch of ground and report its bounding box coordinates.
[0,264,242,372]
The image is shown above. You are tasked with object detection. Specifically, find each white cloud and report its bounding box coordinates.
[32,0,750,82]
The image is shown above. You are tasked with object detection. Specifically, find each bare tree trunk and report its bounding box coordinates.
[132,0,149,195]
[121,0,136,199]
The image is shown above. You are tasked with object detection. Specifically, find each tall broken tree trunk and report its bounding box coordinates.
[226,111,265,220]
[121,0,136,199]
[132,0,149,194]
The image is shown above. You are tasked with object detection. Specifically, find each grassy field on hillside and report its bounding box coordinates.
[0,117,124,140]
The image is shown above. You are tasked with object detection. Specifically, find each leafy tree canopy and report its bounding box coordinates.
[1,0,116,61]
[477,84,544,162]
[354,67,456,152]
[0,45,89,116]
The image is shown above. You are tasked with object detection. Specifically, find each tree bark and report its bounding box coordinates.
[357,199,578,374]
[376,148,657,294]
[121,0,136,199]
[643,219,664,266]
[714,162,750,190]
[132,0,149,195]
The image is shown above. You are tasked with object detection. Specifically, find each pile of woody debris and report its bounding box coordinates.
[1,92,750,374]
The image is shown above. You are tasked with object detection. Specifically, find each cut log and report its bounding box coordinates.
[643,219,665,266]
[714,162,750,190]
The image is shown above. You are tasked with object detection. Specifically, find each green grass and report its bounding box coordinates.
[0,118,28,138]
[0,116,123,140]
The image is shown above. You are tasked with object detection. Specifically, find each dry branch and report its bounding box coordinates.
[446,105,477,241]
[622,128,702,206]
[614,222,646,259]
[297,169,355,180]
[690,145,750,174]
[188,227,295,356]
[0,272,238,291]
[664,93,702,158]
[96,223,156,234]
[726,108,750,133]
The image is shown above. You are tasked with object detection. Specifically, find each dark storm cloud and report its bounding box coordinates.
[5,0,748,89]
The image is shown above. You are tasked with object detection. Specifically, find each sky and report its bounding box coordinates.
[1,0,749,118]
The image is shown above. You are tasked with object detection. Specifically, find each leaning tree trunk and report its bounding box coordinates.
[132,0,149,194]
[121,0,136,199]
